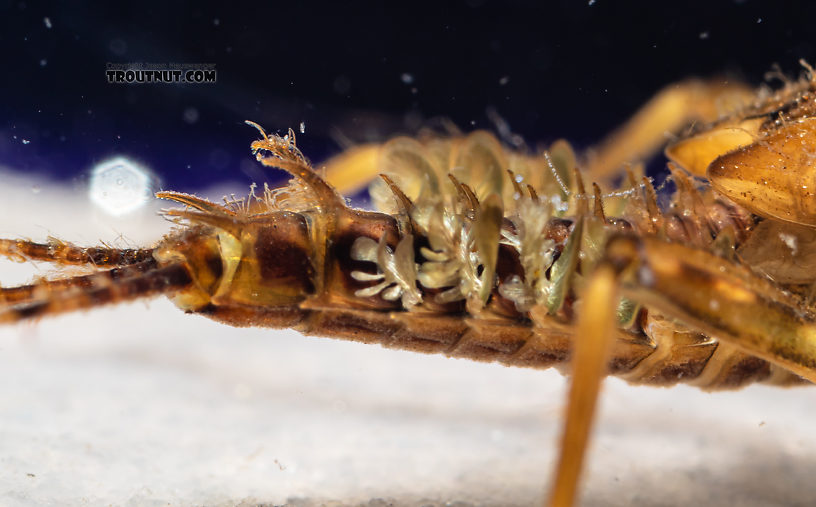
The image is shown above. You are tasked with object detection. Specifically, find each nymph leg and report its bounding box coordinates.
[547,233,816,505]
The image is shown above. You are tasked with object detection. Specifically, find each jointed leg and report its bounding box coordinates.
[547,262,621,507]
[547,233,816,506]
[619,235,816,383]
[585,80,753,181]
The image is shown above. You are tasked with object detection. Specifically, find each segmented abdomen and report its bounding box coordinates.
[223,128,805,390]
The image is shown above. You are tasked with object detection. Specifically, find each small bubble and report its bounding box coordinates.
[22,139,30,144]
[182,107,199,124]
[213,18,220,26]
[699,31,709,39]
[638,266,655,286]
[43,17,52,29]
[333,75,351,95]
[39,59,47,67]
[89,157,155,215]
[299,121,306,134]
[108,38,127,56]
[400,72,414,84]
[499,75,510,86]
[209,148,230,169]
[588,0,596,5]
[757,17,762,23]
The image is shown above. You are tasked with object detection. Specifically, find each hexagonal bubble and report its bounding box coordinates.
[88,157,158,215]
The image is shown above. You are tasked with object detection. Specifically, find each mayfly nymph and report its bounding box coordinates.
[4,65,816,506]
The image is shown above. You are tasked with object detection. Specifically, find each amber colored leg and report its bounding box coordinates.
[546,228,816,506]
[321,144,381,195]
[617,235,816,384]
[585,79,753,181]
[547,263,619,507]
[0,238,153,267]
[0,263,191,323]
[321,80,754,195]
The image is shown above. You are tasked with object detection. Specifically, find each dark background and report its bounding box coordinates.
[1,0,815,194]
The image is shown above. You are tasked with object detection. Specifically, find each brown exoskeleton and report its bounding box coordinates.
[3,66,816,506]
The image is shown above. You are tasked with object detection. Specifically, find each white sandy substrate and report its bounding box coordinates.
[0,170,815,507]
